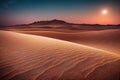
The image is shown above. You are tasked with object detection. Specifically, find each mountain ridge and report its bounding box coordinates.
[29,19,72,25]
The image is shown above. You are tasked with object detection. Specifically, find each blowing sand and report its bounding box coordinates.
[0,31,120,80]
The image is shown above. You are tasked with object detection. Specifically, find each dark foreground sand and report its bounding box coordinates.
[0,31,120,80]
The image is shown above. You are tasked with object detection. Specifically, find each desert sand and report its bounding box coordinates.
[0,30,120,80]
[15,29,120,54]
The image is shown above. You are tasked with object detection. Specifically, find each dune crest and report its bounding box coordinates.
[15,29,120,54]
[0,31,120,80]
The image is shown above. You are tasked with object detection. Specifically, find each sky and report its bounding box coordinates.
[0,0,120,26]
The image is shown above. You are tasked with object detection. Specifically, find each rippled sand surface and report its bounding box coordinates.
[0,31,120,80]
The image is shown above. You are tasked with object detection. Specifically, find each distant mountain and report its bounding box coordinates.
[28,19,120,30]
[1,19,120,30]
[30,19,72,25]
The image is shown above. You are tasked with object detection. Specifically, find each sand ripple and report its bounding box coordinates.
[0,31,120,80]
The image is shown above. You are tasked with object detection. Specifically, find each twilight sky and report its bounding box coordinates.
[0,0,120,26]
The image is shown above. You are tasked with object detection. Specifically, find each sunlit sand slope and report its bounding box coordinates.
[0,31,120,80]
[16,29,120,54]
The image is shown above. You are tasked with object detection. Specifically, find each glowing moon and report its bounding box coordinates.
[102,10,107,15]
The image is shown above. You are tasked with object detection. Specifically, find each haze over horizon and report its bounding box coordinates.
[0,0,120,26]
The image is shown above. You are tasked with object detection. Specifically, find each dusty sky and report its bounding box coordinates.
[0,0,120,26]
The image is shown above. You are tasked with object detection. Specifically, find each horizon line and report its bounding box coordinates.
[1,19,120,27]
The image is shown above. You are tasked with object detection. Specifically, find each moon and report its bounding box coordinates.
[102,10,107,15]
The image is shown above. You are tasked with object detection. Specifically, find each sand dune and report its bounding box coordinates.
[0,31,120,80]
[15,29,120,54]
